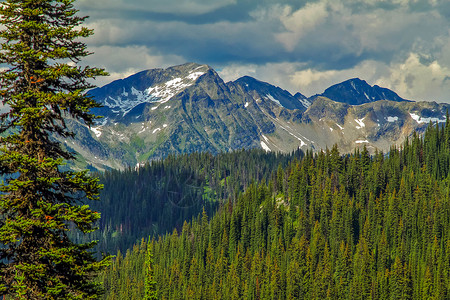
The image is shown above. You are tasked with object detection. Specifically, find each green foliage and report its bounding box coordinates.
[144,242,157,300]
[99,240,147,300]
[0,0,109,298]
[82,149,301,255]
[102,119,450,299]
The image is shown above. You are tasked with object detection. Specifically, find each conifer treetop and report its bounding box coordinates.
[0,0,109,299]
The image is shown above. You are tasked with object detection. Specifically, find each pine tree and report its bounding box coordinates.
[144,242,157,300]
[0,0,109,298]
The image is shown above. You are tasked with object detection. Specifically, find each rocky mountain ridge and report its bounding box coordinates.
[313,78,409,105]
[63,63,449,170]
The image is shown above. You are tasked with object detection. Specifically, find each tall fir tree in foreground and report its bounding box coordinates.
[0,0,109,298]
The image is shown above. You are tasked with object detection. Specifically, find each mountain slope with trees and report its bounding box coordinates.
[80,149,302,255]
[100,117,450,299]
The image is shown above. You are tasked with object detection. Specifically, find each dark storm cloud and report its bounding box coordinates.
[82,4,253,24]
[82,0,445,68]
[79,0,315,24]
[78,0,450,102]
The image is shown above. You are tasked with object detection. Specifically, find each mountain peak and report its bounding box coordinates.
[233,76,310,110]
[165,62,211,73]
[89,63,212,118]
[317,78,408,105]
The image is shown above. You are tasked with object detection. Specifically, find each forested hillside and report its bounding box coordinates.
[100,117,450,299]
[83,149,301,254]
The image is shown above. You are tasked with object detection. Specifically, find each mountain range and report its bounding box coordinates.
[62,63,449,170]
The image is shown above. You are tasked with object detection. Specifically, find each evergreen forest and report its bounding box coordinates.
[5,0,450,299]
[99,118,450,299]
[86,149,301,255]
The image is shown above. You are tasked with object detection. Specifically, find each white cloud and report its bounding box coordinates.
[290,68,338,89]
[377,53,450,102]
[439,35,450,67]
[288,60,395,96]
[219,60,388,97]
[276,2,328,51]
[249,4,293,24]
[219,64,258,83]
[220,54,450,103]
[83,45,185,87]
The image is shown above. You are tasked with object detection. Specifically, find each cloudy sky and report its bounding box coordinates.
[78,0,450,103]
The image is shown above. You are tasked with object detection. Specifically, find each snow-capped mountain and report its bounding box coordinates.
[64,63,449,171]
[89,63,211,120]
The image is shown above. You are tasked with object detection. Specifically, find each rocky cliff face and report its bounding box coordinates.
[63,63,449,170]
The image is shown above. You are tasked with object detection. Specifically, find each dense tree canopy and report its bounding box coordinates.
[0,0,108,298]
[82,149,301,255]
[101,118,450,299]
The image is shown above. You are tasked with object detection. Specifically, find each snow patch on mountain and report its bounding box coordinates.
[386,116,399,122]
[131,87,146,102]
[266,94,282,107]
[410,113,446,124]
[146,77,192,104]
[91,127,102,138]
[355,140,369,144]
[299,98,311,108]
[355,118,366,129]
[138,127,147,134]
[102,69,206,116]
[279,124,307,147]
[260,141,271,152]
[91,117,109,137]
[187,71,205,81]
